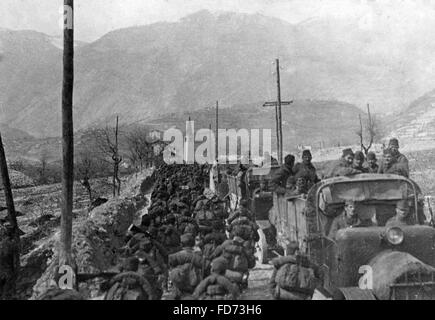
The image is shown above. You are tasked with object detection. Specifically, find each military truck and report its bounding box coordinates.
[270,173,435,300]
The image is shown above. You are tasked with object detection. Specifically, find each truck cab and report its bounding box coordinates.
[271,173,435,299]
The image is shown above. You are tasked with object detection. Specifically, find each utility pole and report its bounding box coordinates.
[0,132,20,293]
[215,101,219,163]
[215,101,220,182]
[367,103,372,128]
[209,123,213,162]
[276,59,283,164]
[263,59,293,164]
[114,115,119,197]
[60,0,74,267]
[0,133,18,235]
[113,115,122,197]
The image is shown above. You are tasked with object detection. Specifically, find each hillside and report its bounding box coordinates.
[0,169,35,189]
[0,123,34,141]
[2,10,435,137]
[388,89,435,151]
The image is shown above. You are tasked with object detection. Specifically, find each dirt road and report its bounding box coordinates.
[241,263,274,300]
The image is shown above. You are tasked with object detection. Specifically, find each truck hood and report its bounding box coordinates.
[369,250,435,300]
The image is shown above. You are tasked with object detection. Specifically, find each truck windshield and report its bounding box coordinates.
[318,179,419,227]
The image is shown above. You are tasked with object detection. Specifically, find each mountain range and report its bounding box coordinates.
[0,10,434,153]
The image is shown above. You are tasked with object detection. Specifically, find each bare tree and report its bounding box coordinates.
[92,117,123,197]
[356,104,381,156]
[75,150,99,204]
[38,152,48,185]
[125,127,152,172]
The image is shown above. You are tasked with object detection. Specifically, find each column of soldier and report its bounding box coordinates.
[106,162,259,300]
[10,138,410,300]
[117,137,406,301]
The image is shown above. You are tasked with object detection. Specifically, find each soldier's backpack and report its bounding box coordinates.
[231,224,253,241]
[160,226,180,248]
[207,284,226,296]
[203,242,218,260]
[196,210,215,227]
[275,262,318,294]
[224,244,249,272]
[105,272,154,300]
[169,256,201,292]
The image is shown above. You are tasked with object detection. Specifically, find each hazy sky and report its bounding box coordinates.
[2,0,435,42]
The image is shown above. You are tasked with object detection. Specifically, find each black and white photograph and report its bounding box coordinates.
[1,0,435,305]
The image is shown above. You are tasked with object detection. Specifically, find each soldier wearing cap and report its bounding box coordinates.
[158,214,181,255]
[287,176,309,197]
[388,138,409,170]
[386,200,411,227]
[227,199,254,224]
[378,148,408,178]
[365,152,379,173]
[202,221,228,263]
[353,151,368,173]
[135,237,167,299]
[328,200,373,240]
[269,241,298,297]
[292,150,320,190]
[378,139,409,177]
[193,257,239,300]
[168,233,204,299]
[104,257,155,300]
[269,241,320,300]
[327,148,362,178]
[271,154,295,194]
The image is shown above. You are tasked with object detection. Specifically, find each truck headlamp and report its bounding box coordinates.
[386,227,404,245]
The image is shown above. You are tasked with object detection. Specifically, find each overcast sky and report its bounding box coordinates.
[1,0,435,42]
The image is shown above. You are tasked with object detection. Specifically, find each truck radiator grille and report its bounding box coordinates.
[390,270,435,300]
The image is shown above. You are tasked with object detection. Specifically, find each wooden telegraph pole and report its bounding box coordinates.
[215,101,219,163]
[276,59,283,164]
[263,59,293,164]
[0,133,20,293]
[215,101,220,182]
[0,133,19,236]
[113,115,121,197]
[60,0,74,267]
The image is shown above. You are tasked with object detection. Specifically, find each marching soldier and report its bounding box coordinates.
[269,242,320,300]
[193,257,239,300]
[168,233,204,300]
